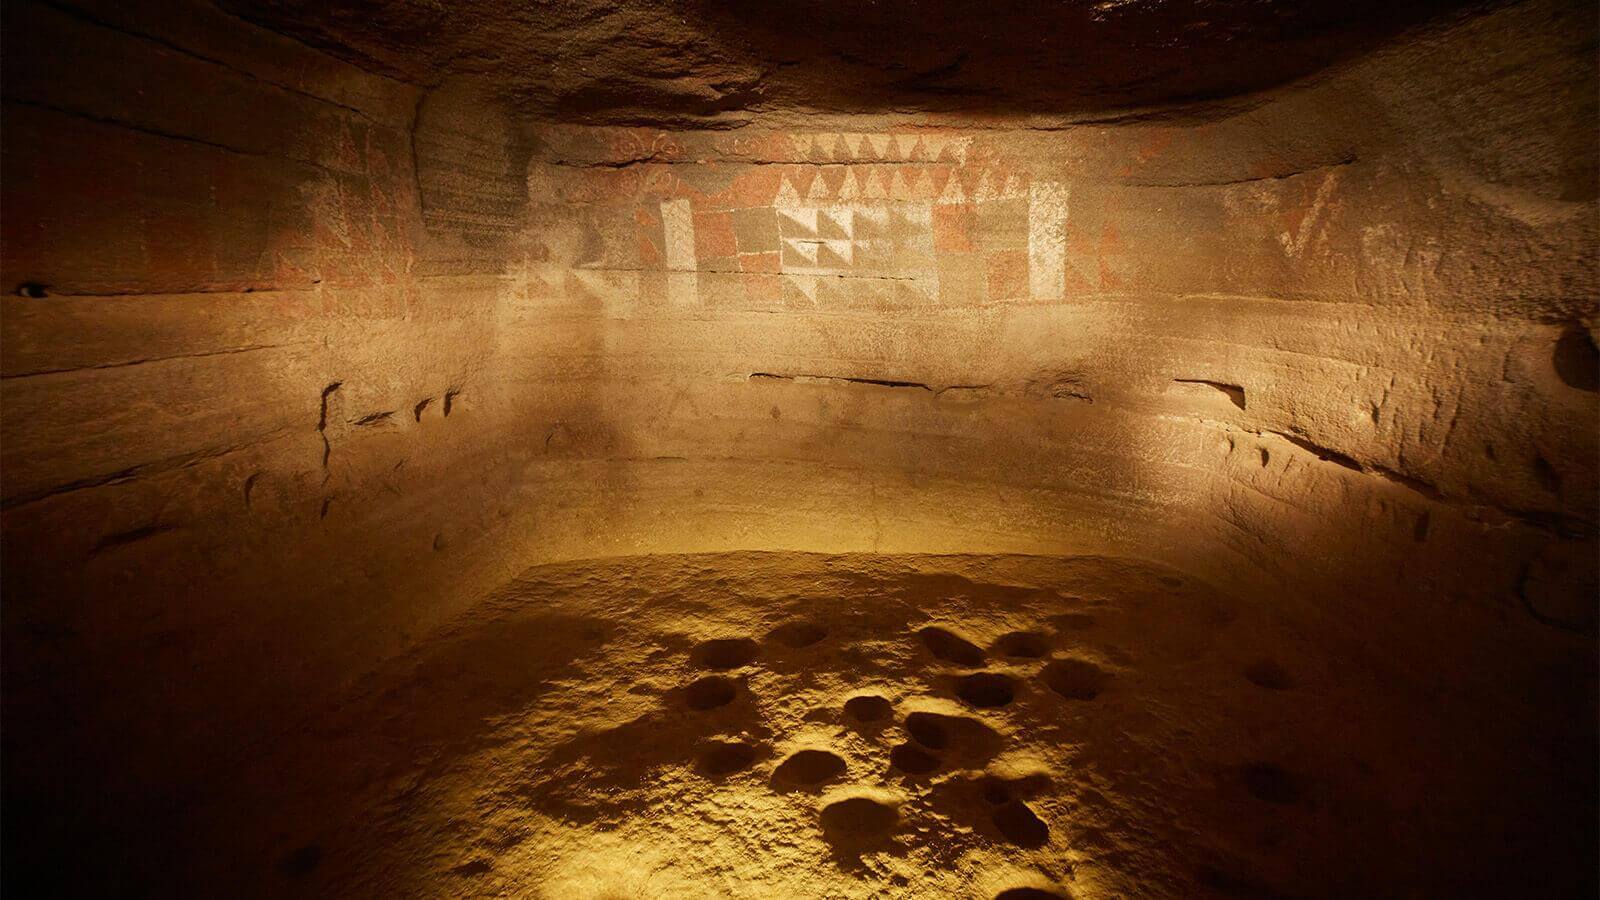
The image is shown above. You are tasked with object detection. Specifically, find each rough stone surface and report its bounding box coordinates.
[51,553,1599,897]
[217,0,1476,126]
[0,0,1595,894]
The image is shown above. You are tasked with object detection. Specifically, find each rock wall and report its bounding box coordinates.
[0,0,1594,878]
[0,0,536,851]
[500,0,1597,645]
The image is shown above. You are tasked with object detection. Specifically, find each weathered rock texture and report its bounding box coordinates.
[1,0,1595,895]
[1,0,537,879]
[176,553,1593,897]
[218,0,1474,125]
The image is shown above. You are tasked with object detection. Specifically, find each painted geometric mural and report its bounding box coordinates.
[527,128,1092,311]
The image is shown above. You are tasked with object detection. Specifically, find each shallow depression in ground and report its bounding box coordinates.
[189,552,1592,899]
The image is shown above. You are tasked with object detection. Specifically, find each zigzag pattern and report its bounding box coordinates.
[783,132,975,165]
[773,168,1027,206]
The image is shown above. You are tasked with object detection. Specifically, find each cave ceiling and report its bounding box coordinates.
[220,0,1480,125]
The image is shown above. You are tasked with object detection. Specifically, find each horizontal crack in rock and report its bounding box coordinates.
[750,372,934,391]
